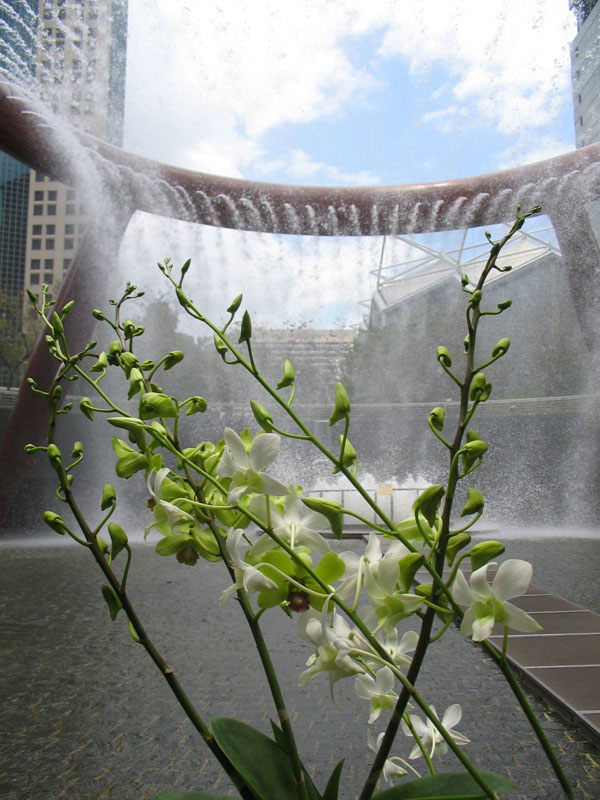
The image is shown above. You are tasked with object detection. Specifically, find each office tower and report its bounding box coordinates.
[23,0,128,300]
[570,0,600,146]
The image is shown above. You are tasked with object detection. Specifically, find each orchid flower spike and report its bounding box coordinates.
[402,704,470,761]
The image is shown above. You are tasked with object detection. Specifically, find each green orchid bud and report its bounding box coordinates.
[119,351,139,377]
[108,416,145,433]
[470,540,505,571]
[461,273,470,288]
[90,351,108,373]
[101,584,122,620]
[47,443,62,467]
[139,392,178,420]
[127,367,145,400]
[497,299,512,311]
[92,309,107,321]
[71,441,83,459]
[59,299,75,318]
[112,436,147,479]
[43,510,68,535]
[446,532,471,566]
[80,397,95,421]
[399,552,425,592]
[460,488,484,517]
[140,360,154,371]
[239,310,252,343]
[185,396,208,416]
[101,483,116,510]
[329,382,351,426]
[436,346,452,367]
[414,583,432,598]
[27,288,37,305]
[301,496,343,539]
[339,435,357,467]
[51,311,64,337]
[97,535,109,555]
[413,484,445,528]
[214,334,228,359]
[461,439,488,458]
[250,400,274,432]
[108,522,128,561]
[227,293,243,314]
[469,372,487,400]
[122,319,136,339]
[468,290,482,307]
[428,406,445,431]
[464,335,470,354]
[163,350,184,370]
[107,339,122,365]
[492,338,510,358]
[277,359,295,389]
[175,286,192,310]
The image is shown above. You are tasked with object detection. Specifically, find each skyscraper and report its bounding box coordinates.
[23,0,128,302]
[570,0,600,147]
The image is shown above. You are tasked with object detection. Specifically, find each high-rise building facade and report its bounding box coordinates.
[23,0,128,300]
[570,0,600,147]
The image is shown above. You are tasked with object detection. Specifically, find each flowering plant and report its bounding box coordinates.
[28,206,575,799]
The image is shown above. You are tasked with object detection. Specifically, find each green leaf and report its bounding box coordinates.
[322,758,345,800]
[269,720,322,800]
[314,551,345,585]
[210,718,299,800]
[372,770,513,799]
[152,793,233,799]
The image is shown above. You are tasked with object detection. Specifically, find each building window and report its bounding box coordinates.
[66,203,76,215]
[63,258,72,270]
[35,172,45,182]
[580,116,584,127]
[31,260,41,270]
[47,204,57,215]
[32,225,42,235]
[578,93,582,104]
[45,238,55,250]
[32,239,41,250]
[34,191,44,201]
[44,272,54,283]
[64,238,74,250]
[65,224,75,234]
[30,274,40,285]
[33,205,43,216]
[44,259,54,269]
[66,190,75,200]
[48,190,57,201]
[46,224,55,234]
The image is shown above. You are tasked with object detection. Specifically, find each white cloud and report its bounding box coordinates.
[377,0,576,138]
[495,133,575,170]
[255,149,380,186]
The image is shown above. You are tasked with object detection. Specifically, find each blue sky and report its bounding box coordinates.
[119,0,579,328]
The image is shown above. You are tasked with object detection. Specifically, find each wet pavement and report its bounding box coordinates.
[0,534,599,800]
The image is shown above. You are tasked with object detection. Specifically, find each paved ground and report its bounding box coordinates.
[0,535,599,800]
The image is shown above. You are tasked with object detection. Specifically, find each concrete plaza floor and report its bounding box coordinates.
[0,534,599,800]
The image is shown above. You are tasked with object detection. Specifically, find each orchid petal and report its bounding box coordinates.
[452,569,474,606]
[471,614,495,641]
[469,563,494,598]
[504,601,543,633]
[249,433,280,471]
[223,427,249,469]
[492,559,533,602]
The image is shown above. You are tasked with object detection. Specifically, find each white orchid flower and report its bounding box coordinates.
[367,730,419,783]
[144,467,195,538]
[402,704,470,761]
[452,559,542,642]
[247,492,330,559]
[217,428,288,504]
[297,607,363,697]
[350,608,419,670]
[338,532,414,605]
[355,667,398,723]
[220,527,278,604]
